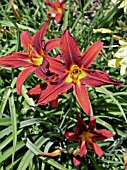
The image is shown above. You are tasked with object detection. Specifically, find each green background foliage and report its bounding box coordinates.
[0,0,127,169]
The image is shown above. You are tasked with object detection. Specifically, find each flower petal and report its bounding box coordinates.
[88,116,96,132]
[46,56,65,74]
[75,114,87,134]
[0,52,32,68]
[16,66,35,95]
[45,38,60,53]
[81,41,103,69]
[79,142,87,157]
[27,83,47,98]
[20,30,32,51]
[60,29,81,68]
[73,84,91,115]
[37,74,72,105]
[94,129,114,140]
[34,66,51,80]
[81,69,122,88]
[89,141,103,156]
[64,132,80,141]
[38,149,61,157]
[32,22,48,55]
[55,13,63,23]
[73,156,81,166]
[51,98,58,108]
[46,0,56,9]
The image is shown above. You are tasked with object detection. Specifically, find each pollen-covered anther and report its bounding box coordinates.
[70,65,81,82]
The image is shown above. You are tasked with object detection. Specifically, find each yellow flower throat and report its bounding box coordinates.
[66,65,87,85]
[28,44,43,66]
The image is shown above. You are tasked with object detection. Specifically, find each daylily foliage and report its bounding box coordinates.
[0,0,123,167]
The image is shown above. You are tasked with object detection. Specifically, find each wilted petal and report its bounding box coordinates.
[37,74,72,105]
[20,31,32,51]
[16,66,35,95]
[73,84,91,115]
[81,41,103,69]
[94,129,114,140]
[38,149,62,157]
[45,38,60,53]
[79,142,87,157]
[88,116,96,132]
[64,132,80,141]
[89,141,103,156]
[81,69,122,88]
[60,29,81,68]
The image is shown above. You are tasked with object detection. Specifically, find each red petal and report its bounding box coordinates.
[73,156,81,166]
[81,41,103,69]
[34,66,50,80]
[16,66,35,95]
[94,129,114,140]
[51,98,58,108]
[45,38,60,53]
[0,52,32,68]
[55,13,63,23]
[46,56,65,74]
[79,142,87,157]
[60,29,81,68]
[56,0,61,6]
[32,22,48,55]
[88,116,96,132]
[75,114,87,134]
[81,69,122,88]
[64,132,80,141]
[46,0,56,9]
[27,83,47,97]
[37,74,72,105]
[73,84,91,115]
[89,141,103,156]
[20,30,32,51]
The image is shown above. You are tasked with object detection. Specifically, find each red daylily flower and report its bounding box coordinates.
[33,29,122,115]
[64,114,114,166]
[0,20,60,94]
[46,0,67,23]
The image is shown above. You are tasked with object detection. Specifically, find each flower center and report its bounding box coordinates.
[65,65,87,85]
[57,7,62,14]
[28,44,43,66]
[81,131,94,143]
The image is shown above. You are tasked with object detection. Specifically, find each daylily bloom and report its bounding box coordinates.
[46,0,67,23]
[0,20,60,94]
[64,114,114,166]
[33,29,122,115]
